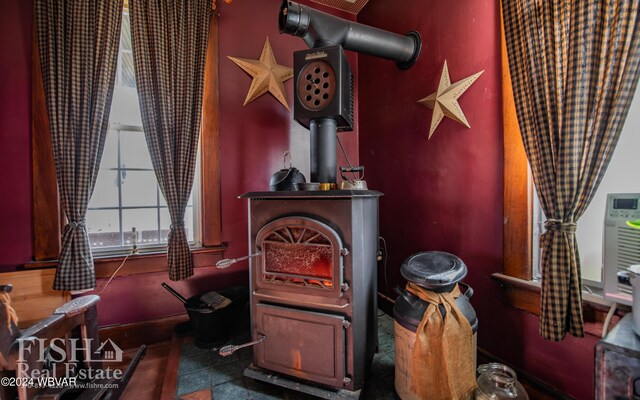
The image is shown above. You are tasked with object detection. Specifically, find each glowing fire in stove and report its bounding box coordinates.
[259,225,336,289]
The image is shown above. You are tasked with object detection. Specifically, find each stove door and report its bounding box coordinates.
[254,304,348,388]
[255,217,346,298]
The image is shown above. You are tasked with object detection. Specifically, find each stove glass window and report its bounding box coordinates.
[261,226,334,288]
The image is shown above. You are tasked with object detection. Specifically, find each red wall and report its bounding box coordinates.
[0,0,33,270]
[357,1,596,399]
[0,0,359,326]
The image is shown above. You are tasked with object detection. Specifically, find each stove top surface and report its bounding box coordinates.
[240,190,383,199]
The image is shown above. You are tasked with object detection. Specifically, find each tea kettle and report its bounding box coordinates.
[270,152,306,191]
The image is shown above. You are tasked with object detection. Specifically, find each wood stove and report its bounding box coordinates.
[240,190,381,398]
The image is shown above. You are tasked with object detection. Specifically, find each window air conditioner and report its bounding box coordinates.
[603,193,640,306]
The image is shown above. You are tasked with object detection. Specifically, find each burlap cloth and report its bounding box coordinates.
[405,282,477,399]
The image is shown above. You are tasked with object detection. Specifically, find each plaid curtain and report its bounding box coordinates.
[503,0,640,340]
[36,0,124,291]
[129,0,211,281]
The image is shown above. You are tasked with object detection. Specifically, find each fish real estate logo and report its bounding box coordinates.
[3,337,126,389]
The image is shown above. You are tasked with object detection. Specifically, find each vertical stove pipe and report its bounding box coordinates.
[309,118,337,183]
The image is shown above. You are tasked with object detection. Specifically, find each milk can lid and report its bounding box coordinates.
[400,251,467,290]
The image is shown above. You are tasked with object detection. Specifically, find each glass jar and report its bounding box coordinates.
[475,363,529,399]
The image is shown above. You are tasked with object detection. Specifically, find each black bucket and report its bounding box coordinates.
[185,286,249,349]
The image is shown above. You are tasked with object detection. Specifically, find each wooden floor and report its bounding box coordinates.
[111,342,172,400]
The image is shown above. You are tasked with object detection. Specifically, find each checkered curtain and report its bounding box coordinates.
[129,0,211,280]
[35,0,124,290]
[503,0,640,340]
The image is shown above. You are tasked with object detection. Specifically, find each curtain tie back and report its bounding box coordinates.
[540,219,577,248]
[544,219,577,233]
[65,220,86,229]
[170,222,185,230]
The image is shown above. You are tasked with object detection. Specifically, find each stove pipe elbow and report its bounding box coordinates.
[279,0,421,69]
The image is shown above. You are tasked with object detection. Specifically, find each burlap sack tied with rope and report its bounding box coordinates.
[406,282,476,400]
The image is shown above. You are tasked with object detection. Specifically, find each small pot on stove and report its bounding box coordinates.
[270,151,306,191]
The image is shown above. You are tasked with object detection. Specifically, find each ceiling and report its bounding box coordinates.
[307,0,370,14]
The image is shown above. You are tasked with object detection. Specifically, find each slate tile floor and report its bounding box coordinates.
[176,312,398,399]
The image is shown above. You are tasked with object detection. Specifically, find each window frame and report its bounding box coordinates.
[28,10,224,278]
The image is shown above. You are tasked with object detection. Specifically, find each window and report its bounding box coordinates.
[526,82,640,287]
[501,12,640,286]
[573,89,640,286]
[30,7,222,274]
[86,125,199,251]
[86,7,199,253]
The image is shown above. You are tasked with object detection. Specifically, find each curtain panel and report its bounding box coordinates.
[502,0,640,340]
[36,0,124,291]
[129,0,211,281]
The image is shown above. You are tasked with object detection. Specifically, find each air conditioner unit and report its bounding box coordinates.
[603,193,640,306]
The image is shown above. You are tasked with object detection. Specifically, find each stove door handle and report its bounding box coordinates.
[216,252,262,269]
[218,335,266,357]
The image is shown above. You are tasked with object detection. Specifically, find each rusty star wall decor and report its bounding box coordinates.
[418,60,484,139]
[228,37,294,110]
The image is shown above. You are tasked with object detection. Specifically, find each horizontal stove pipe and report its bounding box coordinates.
[310,117,337,183]
[279,0,421,69]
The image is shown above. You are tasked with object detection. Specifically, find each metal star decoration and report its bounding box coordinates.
[228,37,294,110]
[418,60,484,139]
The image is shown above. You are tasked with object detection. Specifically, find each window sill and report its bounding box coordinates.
[492,273,630,337]
[24,244,228,279]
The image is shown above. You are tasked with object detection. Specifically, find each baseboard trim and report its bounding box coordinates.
[99,313,189,350]
[477,347,574,400]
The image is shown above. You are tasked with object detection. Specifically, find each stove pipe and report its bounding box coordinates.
[310,118,337,183]
[280,0,422,185]
[279,0,421,70]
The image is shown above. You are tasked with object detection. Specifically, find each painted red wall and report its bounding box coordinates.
[358,1,595,399]
[0,0,33,271]
[0,0,360,326]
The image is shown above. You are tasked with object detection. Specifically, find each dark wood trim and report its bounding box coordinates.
[160,334,182,399]
[23,246,227,275]
[24,245,227,278]
[31,13,61,261]
[501,7,532,281]
[99,313,189,351]
[492,273,630,337]
[200,13,222,247]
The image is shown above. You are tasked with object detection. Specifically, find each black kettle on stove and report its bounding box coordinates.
[270,151,306,191]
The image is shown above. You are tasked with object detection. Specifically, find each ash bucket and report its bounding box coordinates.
[162,284,249,349]
[393,251,478,400]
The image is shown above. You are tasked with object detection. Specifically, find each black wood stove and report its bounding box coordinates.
[239,190,380,398]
